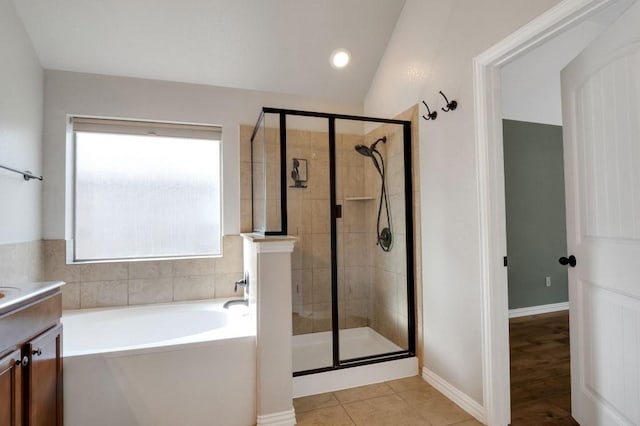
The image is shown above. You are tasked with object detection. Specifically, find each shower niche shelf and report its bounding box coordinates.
[344,196,375,201]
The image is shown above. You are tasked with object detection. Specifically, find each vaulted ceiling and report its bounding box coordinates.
[12,0,406,103]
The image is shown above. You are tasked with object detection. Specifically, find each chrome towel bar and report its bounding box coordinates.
[0,164,43,181]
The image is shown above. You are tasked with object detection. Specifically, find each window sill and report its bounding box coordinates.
[66,254,222,265]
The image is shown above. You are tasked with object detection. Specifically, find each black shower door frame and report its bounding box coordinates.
[251,107,416,375]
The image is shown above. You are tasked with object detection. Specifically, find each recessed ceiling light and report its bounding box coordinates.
[330,48,351,69]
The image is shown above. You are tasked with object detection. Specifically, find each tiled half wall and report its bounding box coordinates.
[43,236,245,310]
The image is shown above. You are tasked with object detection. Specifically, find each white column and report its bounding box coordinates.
[243,234,297,426]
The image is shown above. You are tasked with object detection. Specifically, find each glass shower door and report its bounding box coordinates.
[336,119,411,363]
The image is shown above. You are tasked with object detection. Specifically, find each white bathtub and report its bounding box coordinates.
[62,299,256,426]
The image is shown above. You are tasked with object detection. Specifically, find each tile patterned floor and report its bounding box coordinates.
[510,311,578,425]
[293,376,482,426]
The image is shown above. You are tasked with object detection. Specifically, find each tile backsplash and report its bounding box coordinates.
[0,240,44,286]
[43,235,245,310]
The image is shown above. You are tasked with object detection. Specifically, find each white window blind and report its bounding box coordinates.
[72,117,222,261]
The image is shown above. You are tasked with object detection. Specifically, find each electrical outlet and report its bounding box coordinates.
[545,276,551,287]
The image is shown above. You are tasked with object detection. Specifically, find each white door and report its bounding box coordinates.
[561,2,640,425]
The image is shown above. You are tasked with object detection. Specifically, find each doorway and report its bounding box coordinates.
[498,23,601,421]
[502,119,572,422]
[473,0,634,424]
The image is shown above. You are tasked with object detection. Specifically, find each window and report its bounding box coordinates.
[72,117,221,262]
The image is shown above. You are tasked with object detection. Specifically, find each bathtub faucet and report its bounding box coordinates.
[223,272,251,310]
[234,272,250,298]
[234,277,248,293]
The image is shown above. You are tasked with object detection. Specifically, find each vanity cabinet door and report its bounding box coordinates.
[25,325,62,426]
[0,348,23,426]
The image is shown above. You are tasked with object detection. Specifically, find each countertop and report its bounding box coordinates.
[0,281,65,313]
[240,233,298,243]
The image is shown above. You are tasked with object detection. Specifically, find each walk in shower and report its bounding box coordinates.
[250,107,415,377]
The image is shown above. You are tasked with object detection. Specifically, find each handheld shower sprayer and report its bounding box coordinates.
[354,136,392,252]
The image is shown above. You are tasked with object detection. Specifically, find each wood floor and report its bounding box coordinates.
[510,310,578,425]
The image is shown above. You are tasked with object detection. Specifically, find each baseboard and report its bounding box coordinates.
[422,367,486,424]
[508,302,568,318]
[256,409,296,426]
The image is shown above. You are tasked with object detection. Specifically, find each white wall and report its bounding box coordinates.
[0,0,43,244]
[364,0,561,405]
[42,70,362,239]
[501,20,604,125]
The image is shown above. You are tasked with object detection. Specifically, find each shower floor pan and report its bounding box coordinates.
[292,327,418,397]
[293,326,401,372]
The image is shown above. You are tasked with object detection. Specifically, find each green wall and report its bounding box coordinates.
[503,119,568,310]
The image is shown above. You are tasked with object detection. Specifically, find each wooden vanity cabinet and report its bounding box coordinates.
[24,324,63,426]
[0,348,23,426]
[0,291,63,426]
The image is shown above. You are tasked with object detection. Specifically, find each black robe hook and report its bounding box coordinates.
[439,91,458,112]
[422,100,437,121]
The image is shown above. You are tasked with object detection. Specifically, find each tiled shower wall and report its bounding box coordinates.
[289,130,375,334]
[240,125,373,335]
[44,236,245,310]
[367,105,421,349]
[250,126,282,232]
[286,129,333,334]
[336,133,376,332]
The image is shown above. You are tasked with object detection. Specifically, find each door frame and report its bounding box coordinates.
[472,0,634,424]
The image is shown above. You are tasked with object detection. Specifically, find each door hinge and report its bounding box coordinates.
[503,256,508,267]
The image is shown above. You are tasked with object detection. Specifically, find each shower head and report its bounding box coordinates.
[355,144,373,157]
[355,136,387,177]
[354,136,387,158]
